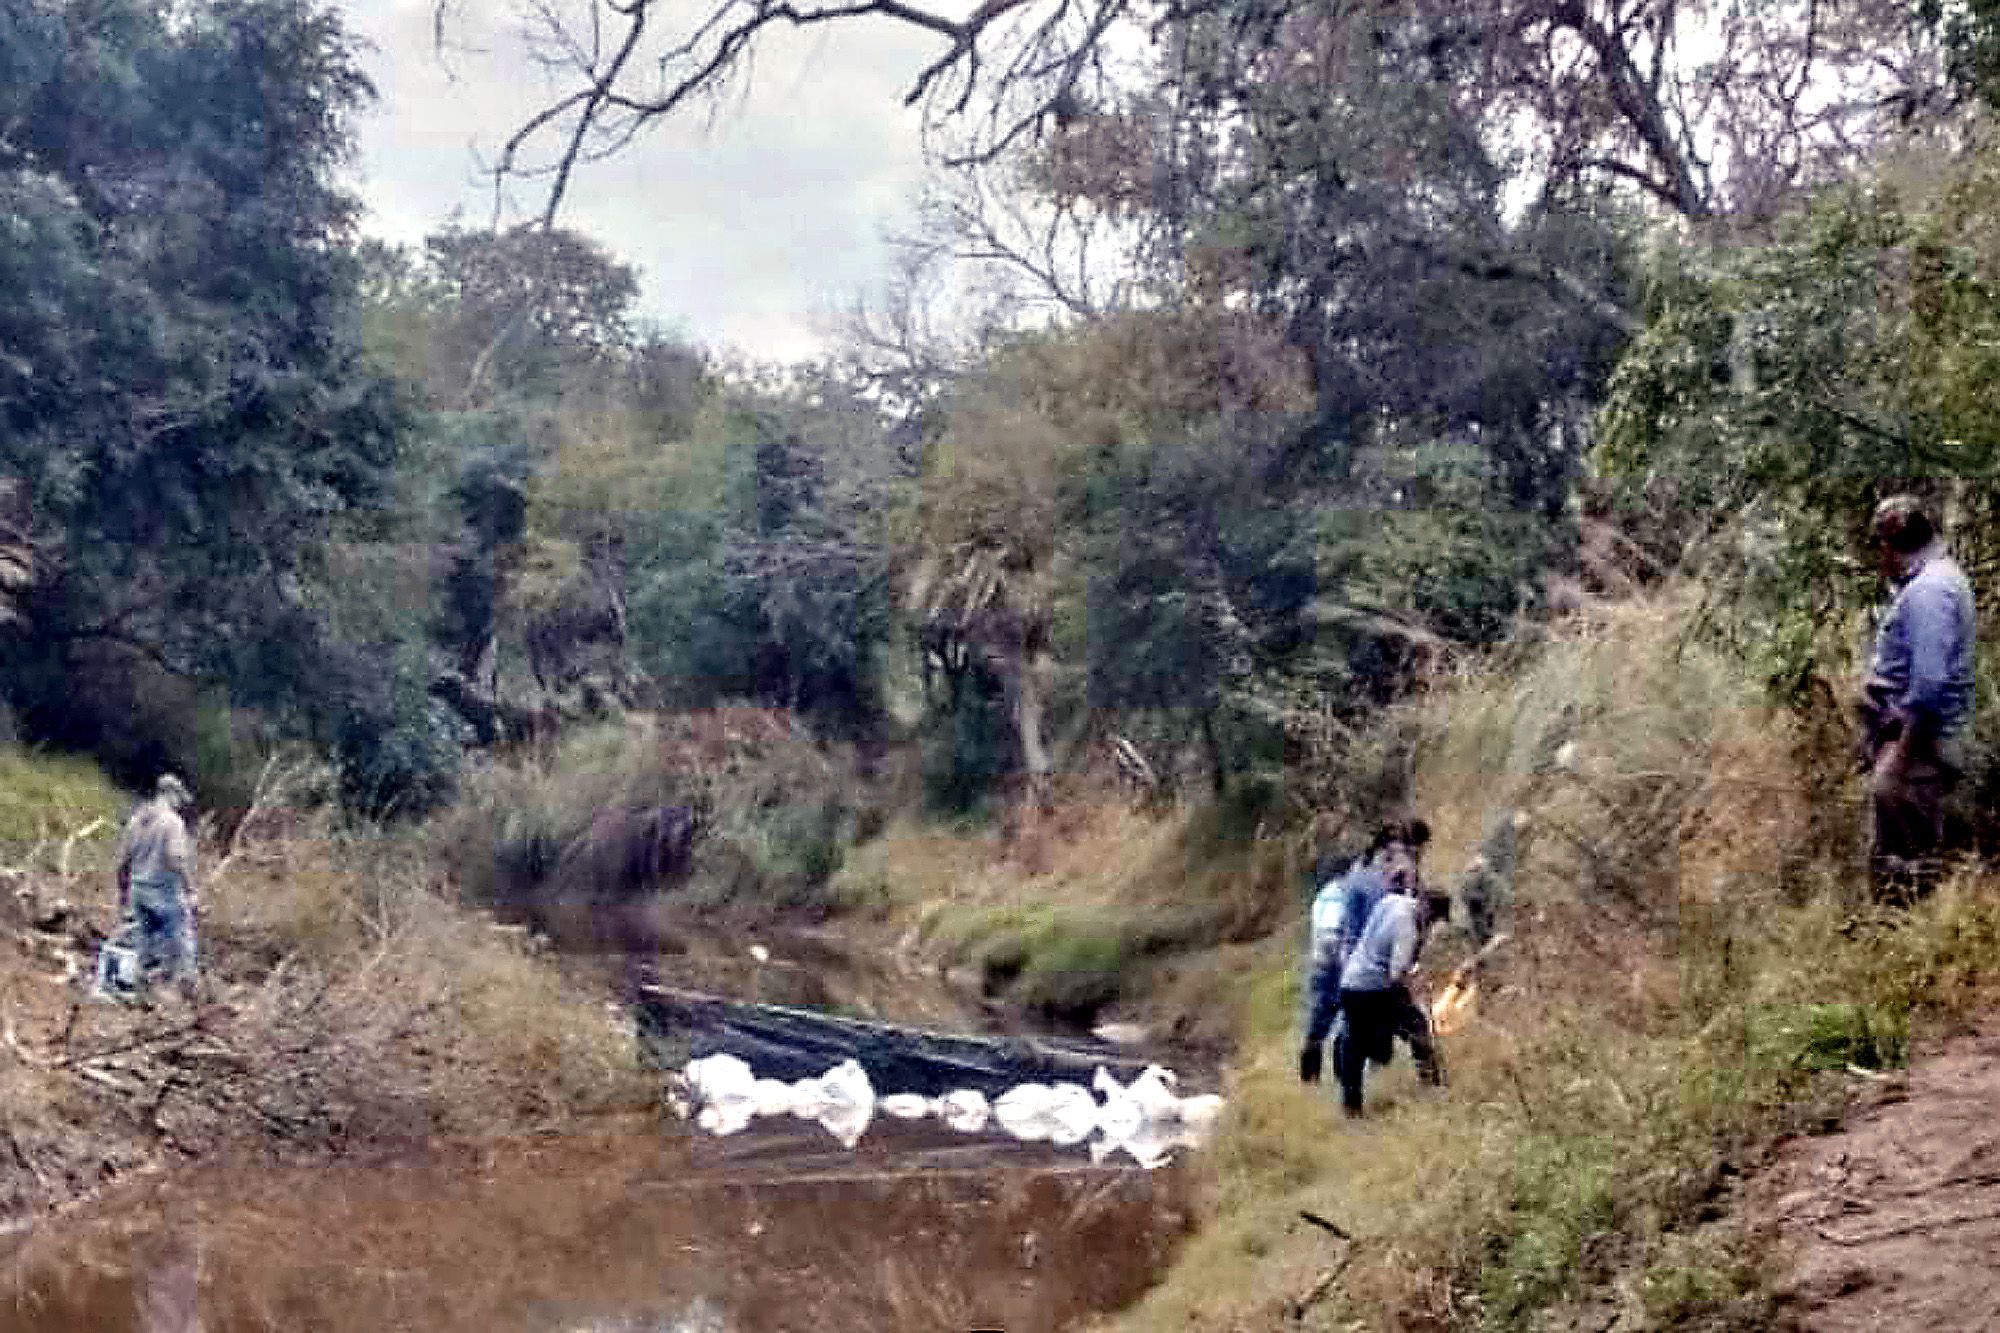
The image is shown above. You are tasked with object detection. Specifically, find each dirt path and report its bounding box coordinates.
[1759,1025,2000,1331]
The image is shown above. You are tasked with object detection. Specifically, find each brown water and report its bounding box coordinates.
[0,1117,1193,1332]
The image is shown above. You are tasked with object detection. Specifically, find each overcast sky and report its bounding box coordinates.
[342,0,942,364]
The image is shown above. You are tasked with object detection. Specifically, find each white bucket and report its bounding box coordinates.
[91,935,138,1001]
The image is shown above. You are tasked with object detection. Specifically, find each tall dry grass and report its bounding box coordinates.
[1112,594,2000,1332]
[204,780,651,1133]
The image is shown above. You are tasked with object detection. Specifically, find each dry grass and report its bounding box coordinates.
[1110,595,2000,1332]
[205,795,650,1133]
[0,749,657,1232]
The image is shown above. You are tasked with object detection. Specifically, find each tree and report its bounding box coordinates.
[0,0,402,773]
[1598,138,2000,691]
[908,308,1314,797]
[615,370,905,734]
[462,0,1963,229]
[420,224,640,406]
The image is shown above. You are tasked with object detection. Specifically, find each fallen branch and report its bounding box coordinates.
[1286,1263,1349,1322]
[1,1126,49,1189]
[70,1063,142,1094]
[1298,1209,1351,1240]
[56,817,105,884]
[59,1017,207,1068]
[1,998,53,1069]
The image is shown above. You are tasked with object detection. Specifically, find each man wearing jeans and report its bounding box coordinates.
[114,773,200,1003]
[1858,496,1976,901]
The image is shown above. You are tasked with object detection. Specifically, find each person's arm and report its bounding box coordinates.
[168,817,197,901]
[1312,885,1345,954]
[1333,879,1372,965]
[1384,899,1422,986]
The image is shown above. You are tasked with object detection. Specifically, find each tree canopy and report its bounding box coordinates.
[0,0,405,794]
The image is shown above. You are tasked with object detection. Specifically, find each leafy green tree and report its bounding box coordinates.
[0,0,404,789]
[419,225,640,407]
[1599,143,2000,694]
[619,372,905,735]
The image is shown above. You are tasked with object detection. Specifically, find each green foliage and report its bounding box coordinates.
[622,377,903,733]
[0,0,431,814]
[0,747,125,847]
[1637,1229,1775,1331]
[936,902,1134,1021]
[436,711,882,920]
[1480,1133,1621,1327]
[1745,1001,1908,1074]
[1600,156,2000,619]
[1944,0,2000,109]
[419,224,639,403]
[1598,144,2000,846]
[331,643,464,818]
[0,0,398,661]
[918,679,1015,814]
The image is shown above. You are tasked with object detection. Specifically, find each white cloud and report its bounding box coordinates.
[341,0,939,362]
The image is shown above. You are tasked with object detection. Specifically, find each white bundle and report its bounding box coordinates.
[934,1088,991,1133]
[675,1052,1222,1166]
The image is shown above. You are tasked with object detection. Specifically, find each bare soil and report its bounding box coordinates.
[1757,1024,2000,1332]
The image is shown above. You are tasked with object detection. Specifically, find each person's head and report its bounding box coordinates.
[1379,816,1430,861]
[1311,811,1345,855]
[1870,495,1937,577]
[1371,816,1431,892]
[155,773,193,812]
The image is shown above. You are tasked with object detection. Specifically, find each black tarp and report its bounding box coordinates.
[636,986,1164,1098]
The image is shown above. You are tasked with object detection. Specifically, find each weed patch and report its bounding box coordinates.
[0,747,126,848]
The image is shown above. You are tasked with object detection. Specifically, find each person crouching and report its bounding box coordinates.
[1334,872,1444,1116]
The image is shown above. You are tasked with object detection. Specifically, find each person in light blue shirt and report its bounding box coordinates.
[1859,496,1977,900]
[1298,819,1428,1085]
[1334,873,1444,1115]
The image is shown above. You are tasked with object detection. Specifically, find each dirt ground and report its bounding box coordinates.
[1757,1024,2000,1331]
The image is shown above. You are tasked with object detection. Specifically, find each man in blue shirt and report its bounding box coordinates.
[1859,496,1976,901]
[1298,819,1428,1084]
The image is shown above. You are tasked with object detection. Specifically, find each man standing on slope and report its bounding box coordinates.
[1334,863,1444,1116]
[1299,818,1429,1085]
[1858,496,1977,902]
[113,773,201,1004]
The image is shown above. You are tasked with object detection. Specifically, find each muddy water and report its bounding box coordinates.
[0,1117,1193,1332]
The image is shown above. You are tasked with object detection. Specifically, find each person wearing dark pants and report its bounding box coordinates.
[1299,820,1429,1084]
[1335,879,1443,1115]
[1857,496,1975,902]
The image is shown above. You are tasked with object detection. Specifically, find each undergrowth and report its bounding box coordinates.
[434,707,884,923]
[206,798,651,1130]
[834,789,1306,1031]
